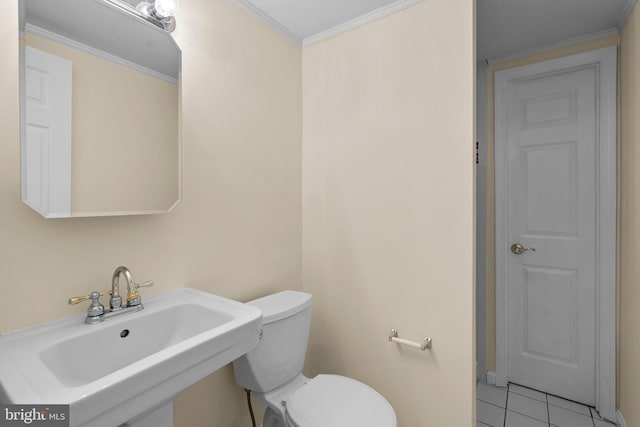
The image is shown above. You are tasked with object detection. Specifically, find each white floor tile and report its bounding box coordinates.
[478,383,508,408]
[590,408,605,421]
[547,395,591,416]
[593,419,617,427]
[505,410,548,427]
[477,400,506,427]
[508,392,549,423]
[509,384,547,402]
[549,404,595,427]
[477,422,492,427]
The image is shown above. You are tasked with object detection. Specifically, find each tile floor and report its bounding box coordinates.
[476,382,618,427]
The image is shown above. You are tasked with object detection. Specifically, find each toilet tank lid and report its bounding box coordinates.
[247,291,312,324]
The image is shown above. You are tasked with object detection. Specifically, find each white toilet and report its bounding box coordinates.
[233,291,397,427]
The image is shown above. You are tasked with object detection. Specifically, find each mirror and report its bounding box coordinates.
[19,0,181,218]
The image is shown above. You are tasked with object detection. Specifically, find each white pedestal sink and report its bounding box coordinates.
[0,288,262,427]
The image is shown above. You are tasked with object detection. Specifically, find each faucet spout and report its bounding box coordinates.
[111,266,136,310]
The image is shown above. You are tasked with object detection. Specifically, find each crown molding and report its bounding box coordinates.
[618,0,637,29]
[486,27,619,65]
[232,0,302,44]
[23,23,178,84]
[302,0,425,47]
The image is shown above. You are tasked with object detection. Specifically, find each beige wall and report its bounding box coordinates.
[302,1,476,425]
[1,1,301,426]
[24,33,180,215]
[620,2,640,425]
[483,35,620,373]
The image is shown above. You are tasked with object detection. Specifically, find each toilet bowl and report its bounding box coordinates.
[232,291,397,427]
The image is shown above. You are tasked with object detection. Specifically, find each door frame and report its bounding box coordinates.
[494,46,617,420]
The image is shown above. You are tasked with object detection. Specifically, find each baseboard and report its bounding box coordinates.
[476,361,487,383]
[486,371,496,385]
[617,409,627,427]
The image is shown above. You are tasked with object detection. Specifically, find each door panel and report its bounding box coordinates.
[522,91,576,129]
[523,266,578,364]
[524,143,578,235]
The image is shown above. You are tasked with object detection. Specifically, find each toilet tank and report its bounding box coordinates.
[233,291,312,393]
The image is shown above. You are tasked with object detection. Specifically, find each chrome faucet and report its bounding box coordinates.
[110,266,152,310]
[68,266,153,324]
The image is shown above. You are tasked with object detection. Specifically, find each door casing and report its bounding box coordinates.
[494,46,617,420]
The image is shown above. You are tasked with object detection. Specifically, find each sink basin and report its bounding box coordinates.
[0,288,262,427]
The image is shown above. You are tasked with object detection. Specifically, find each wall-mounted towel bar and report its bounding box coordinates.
[388,329,432,351]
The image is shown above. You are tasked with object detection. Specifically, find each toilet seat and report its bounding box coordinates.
[284,375,397,427]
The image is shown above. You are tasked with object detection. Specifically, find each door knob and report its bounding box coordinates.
[511,243,535,255]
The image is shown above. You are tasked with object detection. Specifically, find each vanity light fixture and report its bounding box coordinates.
[136,0,177,31]
[103,0,177,32]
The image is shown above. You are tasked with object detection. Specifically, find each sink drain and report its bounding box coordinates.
[120,329,130,338]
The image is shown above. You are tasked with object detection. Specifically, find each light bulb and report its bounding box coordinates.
[135,1,152,16]
[153,0,175,18]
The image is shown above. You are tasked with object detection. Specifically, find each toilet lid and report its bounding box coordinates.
[285,375,397,427]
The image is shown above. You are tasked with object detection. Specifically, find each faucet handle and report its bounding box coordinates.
[68,291,102,305]
[127,280,154,307]
[68,291,105,320]
[68,294,91,305]
[137,280,154,288]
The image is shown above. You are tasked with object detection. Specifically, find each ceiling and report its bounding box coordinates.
[477,0,632,61]
[238,0,635,56]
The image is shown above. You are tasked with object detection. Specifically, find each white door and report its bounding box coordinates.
[502,63,599,405]
[496,44,615,407]
[22,45,72,218]
[495,46,617,419]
